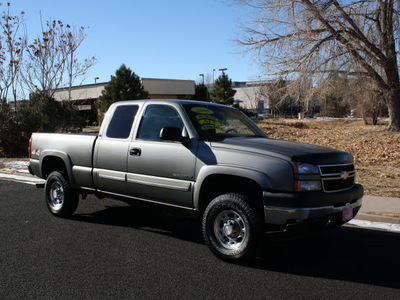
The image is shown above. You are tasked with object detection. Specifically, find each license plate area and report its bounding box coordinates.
[342,204,353,221]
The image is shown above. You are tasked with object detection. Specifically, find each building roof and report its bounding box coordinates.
[53,78,195,102]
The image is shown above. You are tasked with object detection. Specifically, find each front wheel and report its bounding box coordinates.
[45,171,79,217]
[202,193,261,261]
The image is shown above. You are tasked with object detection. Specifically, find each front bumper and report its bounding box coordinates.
[263,184,363,226]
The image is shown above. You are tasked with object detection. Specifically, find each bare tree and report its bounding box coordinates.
[244,83,263,109]
[345,76,386,124]
[0,3,25,110]
[64,26,96,101]
[284,74,315,114]
[23,18,96,98]
[228,0,400,131]
[257,78,286,116]
[24,19,65,96]
[256,77,315,116]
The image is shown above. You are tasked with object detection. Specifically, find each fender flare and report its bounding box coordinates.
[193,165,272,210]
[39,150,76,188]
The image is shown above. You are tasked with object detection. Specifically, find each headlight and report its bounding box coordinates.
[292,162,320,175]
[292,162,321,191]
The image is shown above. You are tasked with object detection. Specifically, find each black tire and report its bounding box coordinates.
[202,193,261,261]
[45,171,79,217]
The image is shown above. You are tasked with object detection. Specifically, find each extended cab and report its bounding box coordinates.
[29,100,363,260]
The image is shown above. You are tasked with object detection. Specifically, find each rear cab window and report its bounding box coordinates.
[106,105,139,139]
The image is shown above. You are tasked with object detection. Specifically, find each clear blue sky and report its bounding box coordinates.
[10,0,262,85]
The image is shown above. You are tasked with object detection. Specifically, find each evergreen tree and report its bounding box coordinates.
[189,83,210,101]
[97,64,149,118]
[210,73,236,105]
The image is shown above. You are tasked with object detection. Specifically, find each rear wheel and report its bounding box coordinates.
[202,193,261,261]
[45,171,79,217]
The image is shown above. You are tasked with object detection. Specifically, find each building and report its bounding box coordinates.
[232,80,310,116]
[232,81,272,115]
[53,78,195,122]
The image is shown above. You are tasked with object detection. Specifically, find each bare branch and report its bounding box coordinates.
[229,0,400,130]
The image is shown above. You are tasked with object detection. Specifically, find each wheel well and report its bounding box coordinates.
[41,156,68,179]
[198,174,263,214]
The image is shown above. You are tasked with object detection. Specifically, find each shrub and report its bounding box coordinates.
[0,93,84,157]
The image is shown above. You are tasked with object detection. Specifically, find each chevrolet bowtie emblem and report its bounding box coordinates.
[341,171,349,180]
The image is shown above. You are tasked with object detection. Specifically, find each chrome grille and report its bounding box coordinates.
[318,163,355,193]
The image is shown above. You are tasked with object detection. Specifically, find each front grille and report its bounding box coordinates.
[318,163,355,193]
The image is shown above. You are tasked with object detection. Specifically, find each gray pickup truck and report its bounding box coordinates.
[29,99,363,260]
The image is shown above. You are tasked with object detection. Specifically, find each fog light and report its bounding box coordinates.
[295,180,321,191]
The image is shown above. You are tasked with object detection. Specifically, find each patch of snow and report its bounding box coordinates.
[348,219,400,233]
[2,161,30,174]
[0,172,45,185]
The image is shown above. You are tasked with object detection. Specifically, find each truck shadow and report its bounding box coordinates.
[72,199,204,243]
[254,227,400,289]
[72,198,400,290]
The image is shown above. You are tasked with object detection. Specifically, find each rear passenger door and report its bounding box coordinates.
[93,104,139,195]
[127,104,197,208]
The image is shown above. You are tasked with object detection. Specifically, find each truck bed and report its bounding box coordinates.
[29,133,98,183]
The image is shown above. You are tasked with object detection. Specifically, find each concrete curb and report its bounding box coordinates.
[355,213,400,225]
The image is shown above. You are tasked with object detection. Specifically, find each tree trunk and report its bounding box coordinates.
[68,52,74,102]
[387,87,400,131]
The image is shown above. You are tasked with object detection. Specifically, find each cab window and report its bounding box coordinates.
[106,105,139,139]
[137,105,184,141]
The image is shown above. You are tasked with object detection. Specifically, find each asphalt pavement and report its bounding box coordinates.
[1,179,400,299]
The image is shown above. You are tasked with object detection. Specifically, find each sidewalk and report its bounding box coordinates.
[357,195,400,224]
[1,160,399,224]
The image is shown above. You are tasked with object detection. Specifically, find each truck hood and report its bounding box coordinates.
[210,137,353,165]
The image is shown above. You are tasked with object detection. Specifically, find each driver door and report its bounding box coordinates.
[126,104,197,208]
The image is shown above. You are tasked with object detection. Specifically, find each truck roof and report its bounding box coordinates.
[111,99,232,108]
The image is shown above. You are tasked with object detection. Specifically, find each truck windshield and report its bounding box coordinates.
[182,104,267,141]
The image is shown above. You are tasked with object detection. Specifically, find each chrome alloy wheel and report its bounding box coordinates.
[214,209,247,250]
[49,181,64,210]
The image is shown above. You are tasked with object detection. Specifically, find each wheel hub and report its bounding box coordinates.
[223,220,239,238]
[214,210,247,250]
[52,189,59,200]
[50,182,64,206]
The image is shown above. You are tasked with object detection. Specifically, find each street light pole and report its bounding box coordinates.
[213,69,216,86]
[219,68,227,76]
[95,77,99,84]
[199,74,204,85]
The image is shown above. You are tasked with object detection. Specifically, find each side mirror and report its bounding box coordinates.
[160,127,190,143]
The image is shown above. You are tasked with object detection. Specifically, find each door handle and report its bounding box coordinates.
[129,148,141,156]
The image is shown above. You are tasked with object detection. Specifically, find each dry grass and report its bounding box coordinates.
[258,118,400,198]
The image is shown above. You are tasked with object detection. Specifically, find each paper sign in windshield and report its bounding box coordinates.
[192,107,222,130]
[199,118,222,130]
[191,107,214,114]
